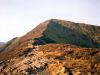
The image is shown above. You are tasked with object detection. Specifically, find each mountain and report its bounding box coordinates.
[0,19,100,75]
[0,42,5,47]
[13,19,100,49]
[0,42,5,50]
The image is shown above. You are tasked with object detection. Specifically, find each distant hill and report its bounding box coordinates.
[0,42,5,50]
[0,19,100,75]
[0,37,19,51]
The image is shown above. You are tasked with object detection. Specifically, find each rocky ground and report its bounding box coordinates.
[0,44,100,75]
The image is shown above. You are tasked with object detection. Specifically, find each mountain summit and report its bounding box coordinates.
[15,19,100,48]
[0,19,100,75]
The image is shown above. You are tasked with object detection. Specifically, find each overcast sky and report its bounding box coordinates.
[0,0,100,42]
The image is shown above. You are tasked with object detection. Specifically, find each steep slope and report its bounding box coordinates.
[32,19,100,48]
[0,19,100,75]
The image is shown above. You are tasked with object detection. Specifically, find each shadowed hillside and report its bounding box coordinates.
[33,19,100,48]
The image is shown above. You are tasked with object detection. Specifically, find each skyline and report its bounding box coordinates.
[0,0,100,42]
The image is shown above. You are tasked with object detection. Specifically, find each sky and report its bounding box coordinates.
[0,0,100,42]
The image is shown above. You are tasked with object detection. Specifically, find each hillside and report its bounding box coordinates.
[0,19,100,75]
[0,44,100,75]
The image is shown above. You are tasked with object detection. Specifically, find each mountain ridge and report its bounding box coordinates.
[18,19,100,47]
